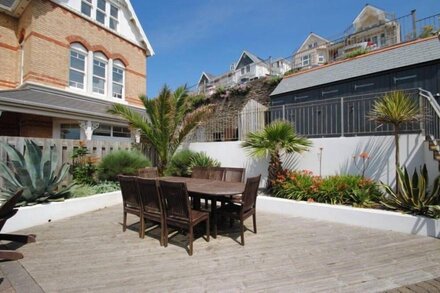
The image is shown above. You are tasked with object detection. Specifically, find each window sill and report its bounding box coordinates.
[66,87,128,105]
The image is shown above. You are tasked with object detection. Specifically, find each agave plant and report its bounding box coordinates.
[188,152,220,171]
[0,140,73,205]
[381,165,440,218]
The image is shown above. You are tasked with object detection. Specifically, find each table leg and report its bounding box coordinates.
[193,195,201,210]
[211,199,217,238]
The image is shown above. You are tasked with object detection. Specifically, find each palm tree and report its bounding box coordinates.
[241,120,311,191]
[369,91,420,194]
[108,85,213,175]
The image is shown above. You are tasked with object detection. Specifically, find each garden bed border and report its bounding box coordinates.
[3,191,122,233]
[258,195,440,238]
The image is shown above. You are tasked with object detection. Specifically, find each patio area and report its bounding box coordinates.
[1,204,440,292]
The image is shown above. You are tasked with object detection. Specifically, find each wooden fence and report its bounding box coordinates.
[0,136,132,185]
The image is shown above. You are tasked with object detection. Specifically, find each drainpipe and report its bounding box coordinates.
[19,43,24,85]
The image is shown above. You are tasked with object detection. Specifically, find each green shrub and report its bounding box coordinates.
[71,181,120,198]
[0,140,73,206]
[97,150,151,181]
[165,149,197,177]
[189,152,220,170]
[382,165,440,218]
[265,76,282,87]
[345,48,368,59]
[272,170,381,207]
[165,150,220,176]
[71,143,97,185]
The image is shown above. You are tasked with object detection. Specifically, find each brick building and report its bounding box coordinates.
[0,0,153,141]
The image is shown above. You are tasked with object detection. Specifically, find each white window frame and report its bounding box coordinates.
[92,52,108,96]
[69,43,88,91]
[109,4,119,31]
[81,0,92,17]
[301,54,310,67]
[96,0,107,25]
[318,54,325,64]
[112,60,125,99]
[246,65,250,73]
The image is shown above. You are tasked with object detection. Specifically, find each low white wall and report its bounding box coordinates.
[3,191,122,233]
[187,134,440,186]
[258,195,440,238]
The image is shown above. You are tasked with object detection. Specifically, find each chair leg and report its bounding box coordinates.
[240,218,245,246]
[253,212,257,234]
[163,224,168,247]
[189,226,193,256]
[0,250,23,261]
[206,217,210,242]
[213,212,217,238]
[123,211,127,232]
[139,215,145,239]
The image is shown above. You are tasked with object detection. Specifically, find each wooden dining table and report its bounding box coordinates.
[159,176,245,224]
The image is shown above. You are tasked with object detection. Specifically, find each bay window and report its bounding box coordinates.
[96,0,107,25]
[109,4,119,31]
[81,0,92,17]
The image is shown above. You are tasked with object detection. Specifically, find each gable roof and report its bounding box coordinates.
[352,4,389,27]
[234,50,267,70]
[124,0,154,56]
[197,72,215,86]
[296,33,329,53]
[271,37,440,97]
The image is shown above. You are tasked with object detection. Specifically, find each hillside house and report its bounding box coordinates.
[0,0,153,142]
[197,50,291,95]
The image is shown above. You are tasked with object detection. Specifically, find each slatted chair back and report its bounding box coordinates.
[223,167,245,183]
[191,166,209,179]
[208,167,224,181]
[136,178,162,214]
[0,190,23,230]
[241,175,261,212]
[138,167,159,178]
[159,181,191,222]
[118,175,141,208]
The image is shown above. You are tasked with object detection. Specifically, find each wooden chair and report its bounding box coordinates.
[118,175,142,237]
[0,190,36,261]
[136,178,165,246]
[208,167,224,181]
[213,175,261,245]
[159,180,210,256]
[191,166,209,179]
[223,167,245,183]
[138,167,159,178]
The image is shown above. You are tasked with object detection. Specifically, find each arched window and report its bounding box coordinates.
[69,43,87,90]
[112,60,125,99]
[92,52,108,95]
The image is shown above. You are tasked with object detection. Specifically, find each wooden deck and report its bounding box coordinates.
[2,204,440,292]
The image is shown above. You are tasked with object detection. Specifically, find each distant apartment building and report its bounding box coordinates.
[293,4,401,70]
[0,0,153,141]
[197,50,291,95]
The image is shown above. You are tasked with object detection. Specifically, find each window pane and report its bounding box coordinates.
[93,60,106,78]
[113,67,123,83]
[112,83,123,99]
[81,2,91,16]
[113,126,131,138]
[96,10,105,24]
[69,70,84,89]
[71,54,85,71]
[110,5,118,18]
[60,124,80,139]
[97,0,106,11]
[109,18,118,30]
[93,77,105,94]
[94,124,111,136]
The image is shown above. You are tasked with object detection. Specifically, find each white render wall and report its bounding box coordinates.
[53,0,143,48]
[186,134,440,187]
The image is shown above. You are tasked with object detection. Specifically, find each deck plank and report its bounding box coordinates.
[6,205,440,292]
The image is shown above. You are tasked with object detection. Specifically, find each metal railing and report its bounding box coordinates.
[187,89,429,143]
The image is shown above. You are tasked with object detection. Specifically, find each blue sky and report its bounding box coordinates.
[131,0,439,98]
